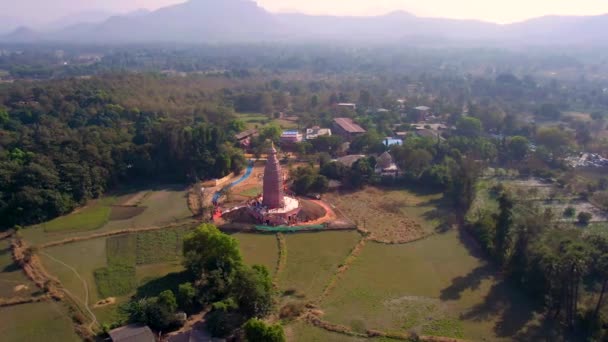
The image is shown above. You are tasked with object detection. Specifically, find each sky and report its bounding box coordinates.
[2,0,608,25]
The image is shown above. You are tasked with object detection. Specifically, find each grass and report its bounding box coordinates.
[41,203,112,233]
[41,238,108,304]
[109,206,146,221]
[233,233,279,275]
[94,264,137,298]
[0,301,80,342]
[278,231,361,299]
[238,186,262,198]
[321,230,540,341]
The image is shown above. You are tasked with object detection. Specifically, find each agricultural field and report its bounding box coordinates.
[326,187,448,243]
[320,230,539,341]
[21,187,192,246]
[236,112,298,130]
[233,233,279,274]
[286,322,400,342]
[0,302,81,342]
[278,231,360,299]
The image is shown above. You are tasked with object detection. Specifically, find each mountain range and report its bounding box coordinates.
[2,0,608,46]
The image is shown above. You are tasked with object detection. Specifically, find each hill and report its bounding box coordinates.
[2,0,608,46]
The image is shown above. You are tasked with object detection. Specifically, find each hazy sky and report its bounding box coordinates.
[2,0,608,24]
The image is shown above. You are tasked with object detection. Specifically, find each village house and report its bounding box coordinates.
[305,127,332,140]
[333,118,366,141]
[109,325,156,342]
[234,129,259,148]
[336,102,357,110]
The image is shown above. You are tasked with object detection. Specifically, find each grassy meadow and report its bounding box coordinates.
[321,230,539,341]
[0,241,37,298]
[0,302,80,342]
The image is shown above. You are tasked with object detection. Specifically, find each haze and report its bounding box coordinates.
[2,0,608,25]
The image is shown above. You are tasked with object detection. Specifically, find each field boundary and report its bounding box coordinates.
[318,236,368,303]
[0,294,51,307]
[304,312,468,342]
[274,233,287,285]
[38,220,197,249]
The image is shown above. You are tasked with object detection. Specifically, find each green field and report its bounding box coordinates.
[22,187,191,246]
[0,302,80,342]
[41,201,113,233]
[321,230,538,341]
[233,233,278,274]
[279,231,361,299]
[239,186,262,198]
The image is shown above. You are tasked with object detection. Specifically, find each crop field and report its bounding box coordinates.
[286,322,400,342]
[326,187,446,243]
[233,233,278,274]
[0,302,80,342]
[321,230,538,341]
[278,231,361,299]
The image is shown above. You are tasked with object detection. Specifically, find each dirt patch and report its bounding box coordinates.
[109,206,147,221]
[119,191,150,206]
[326,188,433,244]
[13,284,29,292]
[297,200,327,223]
[93,297,116,308]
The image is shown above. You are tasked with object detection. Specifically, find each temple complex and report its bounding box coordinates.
[248,144,301,226]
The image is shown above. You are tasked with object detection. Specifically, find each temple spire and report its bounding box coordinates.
[262,142,285,209]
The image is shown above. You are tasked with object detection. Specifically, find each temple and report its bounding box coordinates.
[248,143,301,226]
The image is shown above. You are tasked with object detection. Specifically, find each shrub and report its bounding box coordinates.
[279,302,306,321]
[563,207,576,218]
[243,319,286,342]
[578,212,593,226]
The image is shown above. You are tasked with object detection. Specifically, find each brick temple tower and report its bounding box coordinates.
[263,143,285,209]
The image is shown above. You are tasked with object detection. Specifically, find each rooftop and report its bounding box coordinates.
[334,118,366,134]
[109,325,155,342]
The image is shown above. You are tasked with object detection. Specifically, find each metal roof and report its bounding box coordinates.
[334,118,366,134]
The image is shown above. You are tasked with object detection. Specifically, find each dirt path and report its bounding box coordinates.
[40,251,98,329]
[303,200,337,226]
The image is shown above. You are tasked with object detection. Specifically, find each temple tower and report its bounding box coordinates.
[263,143,285,209]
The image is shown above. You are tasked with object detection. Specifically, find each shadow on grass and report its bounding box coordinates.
[1,262,20,273]
[441,228,546,338]
[135,271,192,299]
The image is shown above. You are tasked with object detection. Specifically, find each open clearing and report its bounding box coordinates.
[321,229,539,341]
[0,301,80,342]
[286,321,400,342]
[279,231,361,299]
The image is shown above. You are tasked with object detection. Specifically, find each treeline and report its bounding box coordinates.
[0,74,248,229]
[469,187,608,339]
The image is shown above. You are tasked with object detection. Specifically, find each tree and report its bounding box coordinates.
[494,191,514,266]
[563,207,576,218]
[456,117,483,138]
[232,265,274,318]
[177,282,197,312]
[577,212,592,226]
[587,236,608,319]
[183,224,243,302]
[536,127,573,159]
[536,103,562,120]
[243,319,286,342]
[506,136,530,161]
[260,124,282,143]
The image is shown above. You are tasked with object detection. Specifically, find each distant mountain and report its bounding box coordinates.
[1,0,608,46]
[0,16,23,35]
[44,10,117,31]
